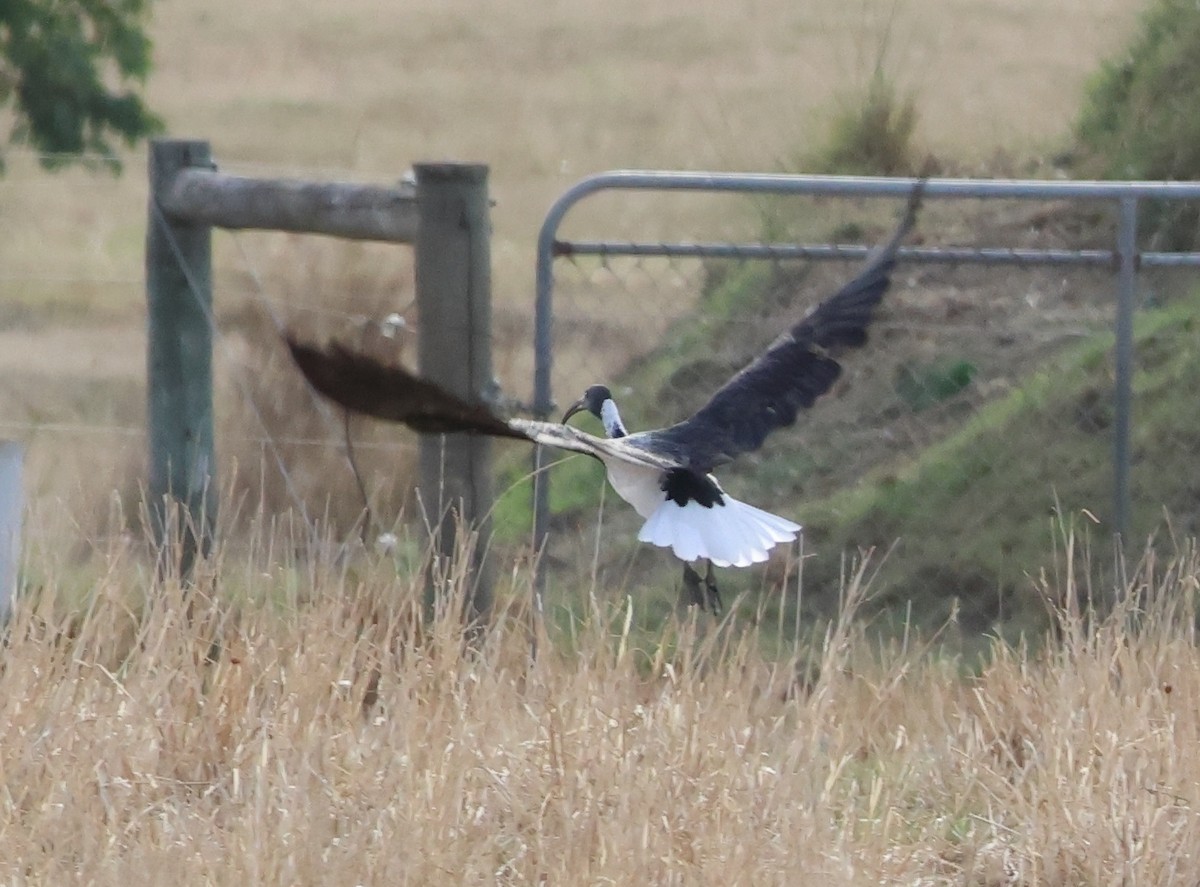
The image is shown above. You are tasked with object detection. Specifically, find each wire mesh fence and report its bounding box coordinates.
[546,254,708,396]
[553,252,1110,469]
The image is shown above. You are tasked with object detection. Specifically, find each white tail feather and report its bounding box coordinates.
[637,494,801,568]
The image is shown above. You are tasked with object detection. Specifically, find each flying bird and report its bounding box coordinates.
[288,180,923,612]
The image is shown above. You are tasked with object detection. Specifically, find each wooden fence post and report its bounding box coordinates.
[414,163,494,624]
[146,139,216,573]
[0,441,21,617]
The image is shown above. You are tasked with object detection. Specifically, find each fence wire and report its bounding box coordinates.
[0,155,423,549]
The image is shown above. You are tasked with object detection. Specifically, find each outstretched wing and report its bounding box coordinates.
[287,339,527,439]
[286,339,682,471]
[650,179,925,471]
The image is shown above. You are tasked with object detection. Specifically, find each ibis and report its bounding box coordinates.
[288,180,923,612]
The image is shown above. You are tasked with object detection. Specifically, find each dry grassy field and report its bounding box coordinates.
[5,530,1200,884]
[2,0,1188,882]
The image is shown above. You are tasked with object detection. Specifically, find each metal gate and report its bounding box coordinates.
[531,171,1200,603]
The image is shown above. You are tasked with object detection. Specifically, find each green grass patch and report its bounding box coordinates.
[795,291,1200,642]
[817,70,919,176]
[1075,0,1200,247]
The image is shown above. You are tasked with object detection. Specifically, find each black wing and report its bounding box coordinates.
[650,179,924,471]
[287,339,528,439]
[287,338,683,470]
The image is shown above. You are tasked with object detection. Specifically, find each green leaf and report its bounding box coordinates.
[0,0,161,173]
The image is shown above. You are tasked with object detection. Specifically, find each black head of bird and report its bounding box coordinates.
[563,384,627,438]
[562,384,612,422]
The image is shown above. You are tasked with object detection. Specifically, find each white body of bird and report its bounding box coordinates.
[597,452,800,568]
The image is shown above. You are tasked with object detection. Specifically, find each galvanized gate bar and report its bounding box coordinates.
[532,170,1200,604]
[1143,251,1200,266]
[554,242,1117,266]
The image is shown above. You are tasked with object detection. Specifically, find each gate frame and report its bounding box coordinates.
[531,171,1200,606]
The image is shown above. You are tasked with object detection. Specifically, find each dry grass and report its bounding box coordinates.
[3,521,1200,883]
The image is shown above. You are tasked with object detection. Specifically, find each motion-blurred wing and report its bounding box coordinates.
[652,179,925,470]
[287,339,527,439]
[287,338,681,470]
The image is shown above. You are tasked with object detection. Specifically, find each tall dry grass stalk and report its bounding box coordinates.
[3,524,1200,884]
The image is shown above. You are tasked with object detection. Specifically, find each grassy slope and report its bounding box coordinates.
[510,255,1200,648]
[797,288,1200,634]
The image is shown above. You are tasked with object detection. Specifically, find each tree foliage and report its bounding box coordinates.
[0,0,161,171]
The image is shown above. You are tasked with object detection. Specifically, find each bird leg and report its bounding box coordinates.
[680,563,704,610]
[703,560,723,614]
[680,560,723,615]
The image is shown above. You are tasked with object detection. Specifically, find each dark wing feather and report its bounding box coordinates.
[287,339,684,470]
[652,179,924,470]
[287,339,528,440]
